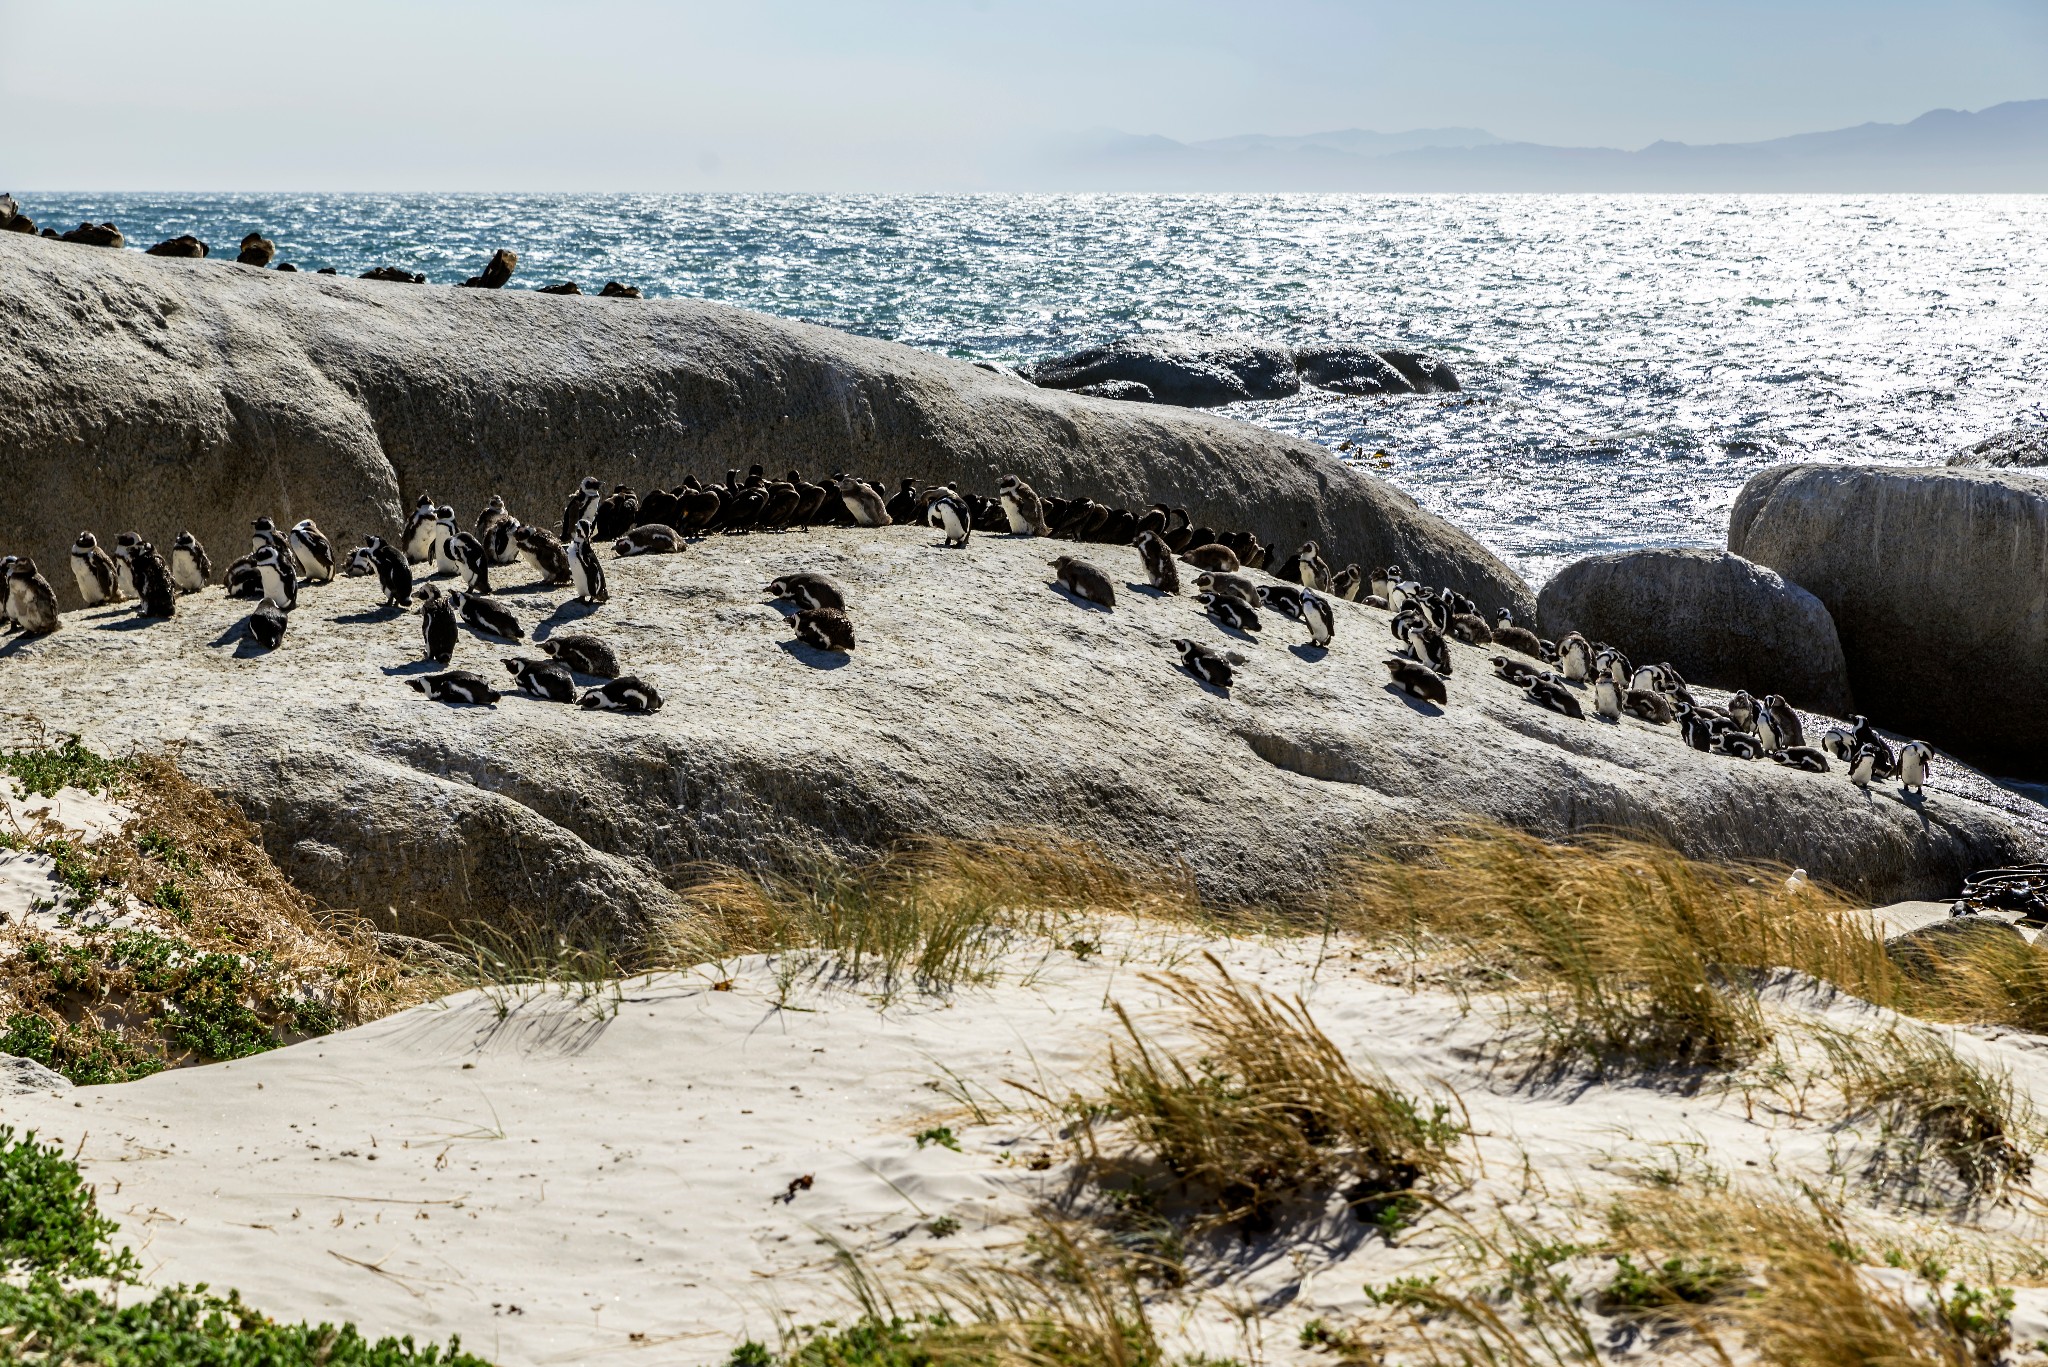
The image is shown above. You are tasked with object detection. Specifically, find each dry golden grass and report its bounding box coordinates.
[1089,955,1462,1232]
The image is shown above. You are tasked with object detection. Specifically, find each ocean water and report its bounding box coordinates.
[28,192,2048,584]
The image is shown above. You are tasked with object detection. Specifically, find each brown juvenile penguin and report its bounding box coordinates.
[1051,556,1116,608]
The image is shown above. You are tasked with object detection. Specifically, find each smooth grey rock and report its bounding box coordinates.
[1949,424,2048,468]
[1376,348,1462,394]
[0,233,1531,623]
[1729,463,2048,768]
[1,530,2034,939]
[1072,379,1156,403]
[1536,547,1853,715]
[1293,345,1416,396]
[1,1052,72,1097]
[1029,333,1301,406]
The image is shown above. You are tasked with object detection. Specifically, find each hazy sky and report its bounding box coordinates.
[5,0,2045,190]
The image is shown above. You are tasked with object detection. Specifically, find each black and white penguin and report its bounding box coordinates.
[1171,637,1238,688]
[579,675,664,713]
[1197,591,1261,633]
[69,532,119,606]
[613,524,681,557]
[1492,608,1546,660]
[1761,695,1805,751]
[567,520,609,604]
[1525,677,1584,719]
[1675,703,1716,752]
[560,475,604,543]
[447,589,523,641]
[120,539,177,618]
[514,525,574,585]
[248,516,288,555]
[1898,740,1934,795]
[1194,570,1260,609]
[1370,565,1400,603]
[1594,646,1633,687]
[476,496,522,566]
[1849,744,1881,789]
[540,633,623,678]
[1772,747,1832,774]
[1134,530,1181,593]
[1593,675,1623,721]
[428,506,466,579]
[248,544,297,611]
[1628,663,1667,697]
[765,572,847,613]
[1444,610,1489,646]
[4,558,61,634]
[408,670,501,705]
[402,495,443,564]
[170,531,211,594]
[246,599,287,651]
[834,476,892,528]
[1385,657,1448,705]
[288,519,336,583]
[1272,540,1332,591]
[1407,622,1453,677]
[223,554,265,599]
[884,478,922,528]
[111,532,144,600]
[1051,556,1115,608]
[1726,691,1760,735]
[1715,731,1764,761]
[926,490,973,548]
[1819,725,1857,763]
[793,606,856,652]
[346,535,414,607]
[416,586,459,665]
[1329,564,1363,602]
[1493,655,1545,687]
[1257,582,1304,618]
[1622,689,1676,725]
[1557,633,1593,683]
[502,656,578,701]
[1298,588,1335,648]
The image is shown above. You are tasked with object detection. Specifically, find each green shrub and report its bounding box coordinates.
[0,1126,138,1280]
[0,735,130,797]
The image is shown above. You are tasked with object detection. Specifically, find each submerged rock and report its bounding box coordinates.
[1730,463,2048,768]
[1293,344,1416,395]
[1950,424,2048,468]
[1537,547,1853,716]
[1031,334,1300,406]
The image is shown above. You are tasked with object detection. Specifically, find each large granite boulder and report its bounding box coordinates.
[1729,463,2048,769]
[1537,548,1853,715]
[1950,424,2048,468]
[3,530,2035,938]
[1030,333,1301,406]
[0,233,1531,622]
[1293,345,1417,396]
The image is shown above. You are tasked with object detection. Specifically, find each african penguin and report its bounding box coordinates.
[447,589,523,641]
[1179,544,1240,574]
[503,657,579,702]
[579,675,664,713]
[1524,677,1584,719]
[1171,637,1238,688]
[1257,582,1304,618]
[4,559,61,634]
[793,607,856,652]
[1772,747,1831,774]
[69,532,119,606]
[1194,570,1260,608]
[1051,556,1115,608]
[1898,740,1933,795]
[1134,531,1181,593]
[567,520,609,604]
[613,524,681,557]
[1492,608,1546,660]
[1622,689,1676,725]
[408,670,501,705]
[170,531,211,594]
[765,573,847,613]
[1849,744,1880,789]
[1595,646,1633,687]
[431,506,466,578]
[403,494,442,563]
[1492,655,1545,687]
[1557,633,1593,683]
[997,475,1051,536]
[834,476,892,528]
[246,600,287,651]
[1329,564,1363,601]
[347,536,414,607]
[1297,588,1335,648]
[538,634,621,680]
[926,490,973,548]
[476,495,520,565]
[1727,691,1760,735]
[560,475,605,543]
[514,526,574,586]
[248,544,297,611]
[1715,731,1764,761]
[1197,591,1261,633]
[1593,676,1623,721]
[120,538,177,618]
[416,586,459,665]
[1370,565,1400,603]
[111,532,142,599]
[288,519,336,583]
[1384,657,1448,705]
[1675,703,1716,752]
[1448,612,1492,645]
[1761,695,1805,750]
[1819,726,1857,762]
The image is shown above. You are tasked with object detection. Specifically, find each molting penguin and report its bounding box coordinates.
[997,475,1051,536]
[1898,740,1934,795]
[1557,633,1593,683]
[834,476,893,528]
[1197,591,1261,633]
[446,589,524,641]
[346,536,414,607]
[1194,570,1260,608]
[408,670,501,705]
[539,632,622,678]
[578,676,664,714]
[246,599,287,651]
[248,544,297,612]
[1622,688,1676,725]
[1727,691,1760,735]
[69,532,119,606]
[121,539,177,618]
[4,558,61,634]
[595,485,640,540]
[613,524,681,557]
[1171,637,1239,688]
[1525,676,1584,719]
[1134,530,1181,593]
[1051,556,1115,608]
[1180,543,1240,574]
[793,607,857,652]
[567,520,609,604]
[926,489,973,548]
[765,573,846,613]
[1593,675,1623,721]
[416,586,459,665]
[169,532,211,594]
[402,495,442,564]
[884,478,921,528]
[513,525,574,586]
[503,656,578,702]
[560,475,604,543]
[1384,657,1448,705]
[475,495,520,565]
[288,519,336,583]
[1403,620,1453,676]
[1491,608,1545,660]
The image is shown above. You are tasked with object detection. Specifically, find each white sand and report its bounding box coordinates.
[0,777,140,932]
[10,931,2048,1364]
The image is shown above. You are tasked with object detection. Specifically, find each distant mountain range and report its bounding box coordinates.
[1044,101,2048,191]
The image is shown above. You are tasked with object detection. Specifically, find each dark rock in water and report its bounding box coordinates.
[1073,379,1155,403]
[146,234,210,258]
[0,194,35,235]
[1886,914,2029,981]
[361,265,427,284]
[236,232,276,267]
[1950,424,2048,468]
[598,280,642,298]
[1031,333,1300,407]
[276,262,298,272]
[59,221,124,248]
[1293,344,1416,396]
[39,228,57,238]
[460,248,518,289]
[1538,547,1853,716]
[317,266,338,275]
[1730,463,2048,769]
[1377,348,1461,393]
[537,281,582,295]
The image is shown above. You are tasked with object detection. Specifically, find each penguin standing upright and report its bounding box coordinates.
[403,495,442,564]
[417,586,459,664]
[347,535,414,607]
[1593,675,1623,721]
[1134,531,1181,593]
[69,532,119,606]
[1761,695,1805,750]
[885,478,922,527]
[1297,588,1336,648]
[835,476,893,528]
[169,531,212,594]
[1898,740,1934,795]
[476,496,522,565]
[926,489,973,548]
[111,532,143,599]
[561,476,604,543]
[288,519,336,583]
[997,475,1050,536]
[568,520,609,604]
[248,544,296,611]
[1557,633,1593,682]
[4,559,61,634]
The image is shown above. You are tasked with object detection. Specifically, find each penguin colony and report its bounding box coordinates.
[8,464,1937,797]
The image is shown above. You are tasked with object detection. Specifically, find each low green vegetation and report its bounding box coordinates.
[0,733,132,798]
[0,1126,138,1281]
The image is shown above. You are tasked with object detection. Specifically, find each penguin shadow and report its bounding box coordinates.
[0,633,48,659]
[1049,584,1111,613]
[1183,671,1230,700]
[332,604,407,625]
[764,600,799,619]
[82,605,129,622]
[229,631,279,660]
[92,614,168,632]
[778,639,850,670]
[1125,583,1170,600]
[493,581,557,598]
[538,600,604,632]
[1287,643,1330,663]
[1206,618,1259,645]
[380,659,445,677]
[1382,683,1444,717]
